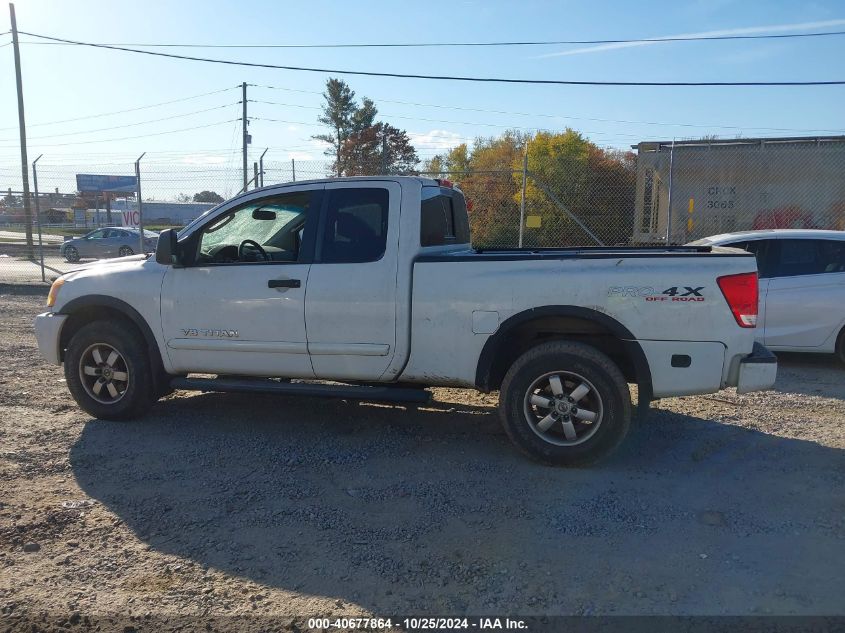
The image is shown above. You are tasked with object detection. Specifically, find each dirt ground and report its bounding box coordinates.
[1,286,843,630]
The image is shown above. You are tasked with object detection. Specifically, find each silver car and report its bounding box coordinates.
[690,229,845,363]
[61,227,159,262]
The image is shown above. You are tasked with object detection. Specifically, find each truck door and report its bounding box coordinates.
[160,186,323,377]
[305,181,401,380]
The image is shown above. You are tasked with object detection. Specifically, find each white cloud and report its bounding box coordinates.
[536,18,845,58]
[408,129,465,151]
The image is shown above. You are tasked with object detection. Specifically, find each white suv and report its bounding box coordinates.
[690,229,845,363]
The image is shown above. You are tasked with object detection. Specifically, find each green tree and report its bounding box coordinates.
[312,78,358,176]
[376,123,418,175]
[193,190,224,204]
[422,143,470,178]
[422,155,444,173]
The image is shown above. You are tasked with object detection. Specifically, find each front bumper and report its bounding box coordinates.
[735,342,777,394]
[34,312,67,366]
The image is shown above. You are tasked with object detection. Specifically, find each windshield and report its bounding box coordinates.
[201,204,302,250]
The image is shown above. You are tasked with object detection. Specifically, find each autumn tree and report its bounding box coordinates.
[314,78,418,176]
[427,129,635,248]
[451,132,526,247]
[519,130,635,246]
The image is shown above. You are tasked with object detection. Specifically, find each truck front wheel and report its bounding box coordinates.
[64,320,157,420]
[499,341,631,466]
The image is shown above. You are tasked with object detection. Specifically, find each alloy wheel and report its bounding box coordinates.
[523,371,604,446]
[78,343,130,404]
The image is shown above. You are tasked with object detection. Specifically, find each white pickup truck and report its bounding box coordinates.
[34,176,776,465]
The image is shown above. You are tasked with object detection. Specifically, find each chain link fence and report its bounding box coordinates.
[634,137,845,245]
[2,136,843,283]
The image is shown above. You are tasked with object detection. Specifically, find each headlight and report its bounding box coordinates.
[46,278,65,307]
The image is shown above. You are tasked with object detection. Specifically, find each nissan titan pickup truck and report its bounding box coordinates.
[34,177,777,465]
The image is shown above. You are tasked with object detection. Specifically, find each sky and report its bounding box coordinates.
[1,0,844,198]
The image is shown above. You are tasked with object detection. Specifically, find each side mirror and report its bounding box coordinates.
[155,228,180,265]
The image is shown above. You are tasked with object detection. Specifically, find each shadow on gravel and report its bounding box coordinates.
[771,352,845,400]
[69,392,845,615]
[0,282,49,296]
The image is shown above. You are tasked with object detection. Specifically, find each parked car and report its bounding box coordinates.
[35,177,775,466]
[61,227,159,262]
[689,229,845,363]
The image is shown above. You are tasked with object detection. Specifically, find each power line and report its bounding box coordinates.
[0,86,238,131]
[0,103,240,142]
[0,119,238,148]
[19,31,845,87]
[251,86,845,134]
[253,116,646,143]
[253,104,684,138]
[15,29,845,48]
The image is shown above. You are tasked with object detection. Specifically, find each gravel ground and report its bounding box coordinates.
[1,286,844,629]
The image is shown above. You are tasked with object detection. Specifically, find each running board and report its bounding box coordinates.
[170,376,432,404]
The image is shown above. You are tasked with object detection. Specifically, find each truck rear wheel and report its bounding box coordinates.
[499,341,631,466]
[64,320,157,420]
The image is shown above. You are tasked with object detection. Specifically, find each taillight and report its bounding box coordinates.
[717,272,758,328]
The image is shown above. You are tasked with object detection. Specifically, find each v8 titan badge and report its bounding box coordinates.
[608,286,705,302]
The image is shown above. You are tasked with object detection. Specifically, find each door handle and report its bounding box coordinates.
[268,278,301,288]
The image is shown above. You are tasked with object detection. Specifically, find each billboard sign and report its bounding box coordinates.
[76,174,137,194]
[121,210,141,228]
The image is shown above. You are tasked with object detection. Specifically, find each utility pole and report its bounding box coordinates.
[242,82,248,191]
[291,158,296,182]
[31,153,45,282]
[9,3,34,258]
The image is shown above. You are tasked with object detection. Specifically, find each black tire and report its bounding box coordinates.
[64,246,79,263]
[837,327,845,365]
[118,245,134,257]
[64,320,157,420]
[499,341,631,466]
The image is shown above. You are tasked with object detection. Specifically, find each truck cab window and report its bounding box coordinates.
[196,191,313,264]
[319,188,389,263]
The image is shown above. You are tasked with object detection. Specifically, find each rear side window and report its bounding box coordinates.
[769,239,840,277]
[320,188,389,263]
[725,239,774,278]
[420,187,470,246]
[820,240,845,273]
